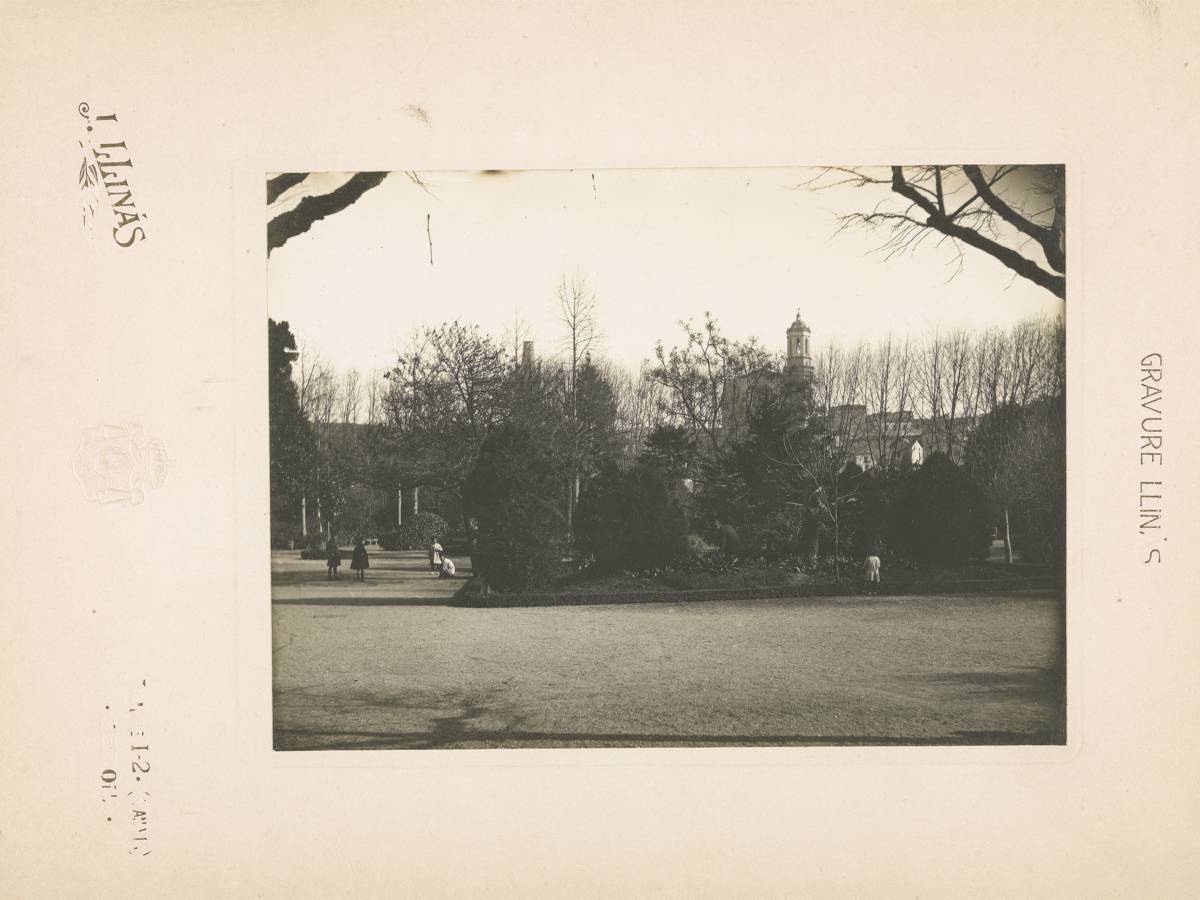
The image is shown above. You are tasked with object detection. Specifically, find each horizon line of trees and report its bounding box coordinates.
[281,313,1062,446]
[269,284,1064,589]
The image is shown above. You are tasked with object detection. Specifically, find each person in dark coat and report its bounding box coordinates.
[326,536,341,580]
[350,537,369,581]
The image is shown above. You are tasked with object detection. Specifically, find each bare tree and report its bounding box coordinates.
[293,345,322,420]
[780,341,869,579]
[504,308,532,368]
[309,366,340,429]
[970,315,1061,420]
[916,329,977,459]
[291,352,341,536]
[297,355,340,435]
[964,313,1066,563]
[554,272,601,533]
[941,329,979,459]
[339,369,362,424]
[974,326,1016,414]
[864,334,916,472]
[384,322,511,507]
[806,165,1065,299]
[623,360,666,460]
[651,313,776,451]
[364,370,388,426]
[555,272,600,418]
[585,356,669,468]
[1007,316,1059,405]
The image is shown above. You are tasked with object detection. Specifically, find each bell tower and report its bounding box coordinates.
[785,310,813,376]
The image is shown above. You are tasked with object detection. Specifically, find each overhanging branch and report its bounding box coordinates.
[890,167,1065,300]
[962,165,1065,273]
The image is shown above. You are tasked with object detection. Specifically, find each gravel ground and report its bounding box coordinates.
[273,563,1065,749]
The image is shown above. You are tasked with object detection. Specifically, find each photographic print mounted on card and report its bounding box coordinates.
[266,166,1066,751]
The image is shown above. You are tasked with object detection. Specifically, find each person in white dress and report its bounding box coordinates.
[864,554,881,594]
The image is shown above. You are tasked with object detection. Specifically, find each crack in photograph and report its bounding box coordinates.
[267,166,1066,751]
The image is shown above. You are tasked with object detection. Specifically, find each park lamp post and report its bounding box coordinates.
[282,346,307,538]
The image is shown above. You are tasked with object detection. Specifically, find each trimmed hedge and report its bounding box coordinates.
[453,574,1059,607]
[890,454,992,566]
[465,424,567,592]
[575,463,689,572]
[378,512,450,551]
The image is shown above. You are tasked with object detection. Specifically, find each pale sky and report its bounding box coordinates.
[267,168,1063,376]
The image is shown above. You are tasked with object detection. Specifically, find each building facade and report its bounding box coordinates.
[720,312,972,472]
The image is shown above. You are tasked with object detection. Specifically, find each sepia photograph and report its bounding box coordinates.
[13,0,1200,892]
[267,165,1066,750]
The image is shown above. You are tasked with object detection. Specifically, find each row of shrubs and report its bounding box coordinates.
[568,454,995,582]
[455,574,1059,608]
[376,513,450,551]
[271,512,453,553]
[462,423,1035,595]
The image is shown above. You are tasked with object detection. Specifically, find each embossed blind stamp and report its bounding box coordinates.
[73,423,172,506]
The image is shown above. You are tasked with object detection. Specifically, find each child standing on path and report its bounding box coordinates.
[326,536,342,580]
[350,537,369,582]
[864,552,881,595]
[428,538,443,574]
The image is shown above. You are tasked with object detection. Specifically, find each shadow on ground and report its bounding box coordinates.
[271,564,448,586]
[271,549,472,605]
[910,667,1055,703]
[272,595,458,607]
[274,726,1064,751]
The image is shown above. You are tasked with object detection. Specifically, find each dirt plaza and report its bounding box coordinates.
[272,551,1064,750]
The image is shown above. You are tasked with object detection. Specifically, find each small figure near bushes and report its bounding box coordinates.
[863,552,881,595]
[439,556,457,578]
[428,538,443,574]
[350,537,369,582]
[325,536,341,580]
[715,520,741,562]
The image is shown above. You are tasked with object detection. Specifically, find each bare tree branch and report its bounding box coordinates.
[809,165,1066,300]
[267,172,388,254]
[888,167,1065,299]
[962,165,1064,272]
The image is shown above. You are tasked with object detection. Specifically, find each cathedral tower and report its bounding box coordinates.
[785,310,813,376]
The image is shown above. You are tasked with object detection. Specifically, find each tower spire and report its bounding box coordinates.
[786,310,813,375]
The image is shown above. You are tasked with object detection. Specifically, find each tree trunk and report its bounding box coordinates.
[834,512,840,583]
[565,478,575,537]
[833,475,841,583]
[803,505,819,565]
[1004,504,1014,564]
